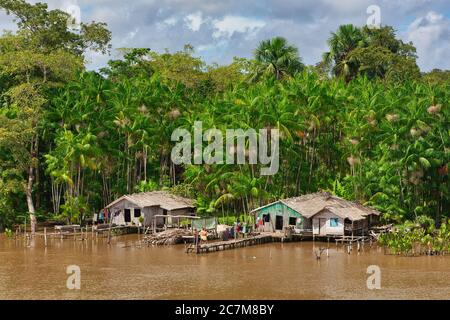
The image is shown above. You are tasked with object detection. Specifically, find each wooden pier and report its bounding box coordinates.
[186,234,273,254]
[23,225,139,246]
[334,235,371,245]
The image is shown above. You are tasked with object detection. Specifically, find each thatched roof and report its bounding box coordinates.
[251,192,379,221]
[105,191,195,211]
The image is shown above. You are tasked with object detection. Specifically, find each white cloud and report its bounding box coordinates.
[212,16,266,39]
[406,11,450,71]
[184,11,204,31]
[163,16,178,26]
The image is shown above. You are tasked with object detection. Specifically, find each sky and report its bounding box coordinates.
[1,0,449,72]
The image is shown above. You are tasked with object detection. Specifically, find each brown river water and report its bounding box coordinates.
[0,234,449,300]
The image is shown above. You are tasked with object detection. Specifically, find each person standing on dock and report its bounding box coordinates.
[200,227,208,244]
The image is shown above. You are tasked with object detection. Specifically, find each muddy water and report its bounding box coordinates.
[0,234,449,300]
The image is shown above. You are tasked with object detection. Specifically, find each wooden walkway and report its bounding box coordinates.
[186,234,273,254]
[334,235,372,245]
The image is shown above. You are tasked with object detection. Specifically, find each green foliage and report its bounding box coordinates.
[4,228,13,237]
[0,4,448,232]
[59,195,89,224]
[0,0,111,55]
[0,0,111,227]
[323,24,420,82]
[326,177,354,200]
[379,217,450,255]
[135,180,159,193]
[422,69,450,85]
[217,216,238,225]
[251,36,304,81]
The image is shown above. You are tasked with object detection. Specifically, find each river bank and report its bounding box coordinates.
[1,234,449,299]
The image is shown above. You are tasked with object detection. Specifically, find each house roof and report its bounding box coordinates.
[251,192,379,221]
[105,191,195,211]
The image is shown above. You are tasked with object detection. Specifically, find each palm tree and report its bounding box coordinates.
[252,37,304,81]
[322,24,364,81]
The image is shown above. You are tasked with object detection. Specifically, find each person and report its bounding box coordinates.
[236,222,241,239]
[200,227,208,244]
[222,228,230,241]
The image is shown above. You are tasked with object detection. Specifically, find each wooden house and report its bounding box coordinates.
[250,201,310,233]
[104,191,195,228]
[251,192,380,237]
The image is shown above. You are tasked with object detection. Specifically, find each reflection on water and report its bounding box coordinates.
[0,234,449,299]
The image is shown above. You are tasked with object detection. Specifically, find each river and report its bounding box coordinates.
[0,234,449,299]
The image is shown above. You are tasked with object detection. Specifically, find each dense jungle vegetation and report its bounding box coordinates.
[0,0,448,234]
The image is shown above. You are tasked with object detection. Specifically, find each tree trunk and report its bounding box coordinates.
[26,164,37,235]
[26,134,38,235]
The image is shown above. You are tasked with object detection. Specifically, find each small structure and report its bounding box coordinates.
[251,192,380,237]
[251,202,307,232]
[104,191,195,228]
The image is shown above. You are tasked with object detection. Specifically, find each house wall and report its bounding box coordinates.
[143,206,160,227]
[345,218,369,236]
[256,202,304,232]
[145,207,195,228]
[109,199,149,226]
[312,210,344,236]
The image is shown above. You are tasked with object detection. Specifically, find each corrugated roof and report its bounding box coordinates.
[105,191,195,211]
[251,192,379,221]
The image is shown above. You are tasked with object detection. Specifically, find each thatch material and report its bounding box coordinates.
[105,191,194,210]
[142,228,192,246]
[251,192,380,221]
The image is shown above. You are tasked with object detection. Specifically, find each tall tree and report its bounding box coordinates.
[322,24,364,82]
[323,24,420,82]
[0,0,111,233]
[252,36,304,81]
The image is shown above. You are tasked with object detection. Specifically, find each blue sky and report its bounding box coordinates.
[1,0,449,71]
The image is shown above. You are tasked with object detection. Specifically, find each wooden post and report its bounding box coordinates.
[351,221,354,241]
[44,227,47,247]
[107,212,114,245]
[107,225,112,244]
[24,217,27,238]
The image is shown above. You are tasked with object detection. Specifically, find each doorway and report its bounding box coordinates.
[124,209,131,223]
[275,215,283,230]
[319,218,326,236]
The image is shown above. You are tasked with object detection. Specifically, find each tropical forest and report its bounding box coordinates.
[0,0,449,253]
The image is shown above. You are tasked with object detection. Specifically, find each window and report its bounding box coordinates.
[330,218,339,227]
[263,214,270,222]
[289,217,297,226]
[134,209,141,218]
